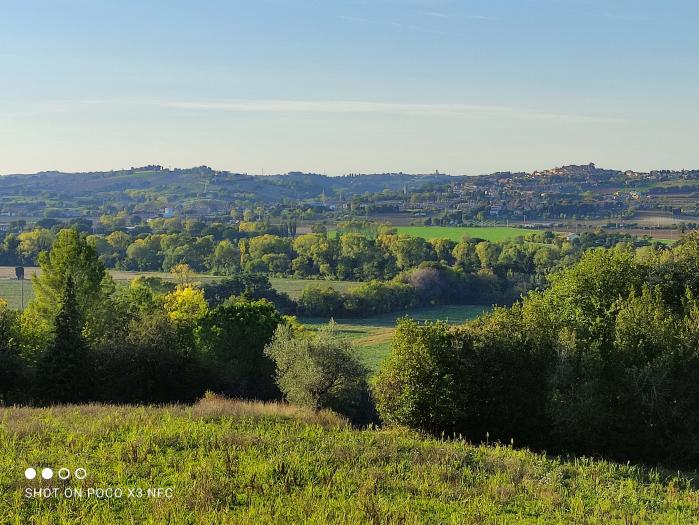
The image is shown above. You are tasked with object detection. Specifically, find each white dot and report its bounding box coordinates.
[24,468,36,480]
[41,468,53,480]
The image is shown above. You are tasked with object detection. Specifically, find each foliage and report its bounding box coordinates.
[35,276,93,403]
[24,228,115,344]
[0,300,24,403]
[163,285,208,326]
[297,284,344,316]
[374,240,699,467]
[265,322,370,421]
[195,298,284,399]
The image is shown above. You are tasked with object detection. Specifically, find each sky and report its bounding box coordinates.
[1,0,698,176]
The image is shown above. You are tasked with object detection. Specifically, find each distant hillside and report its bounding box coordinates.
[0,166,456,202]
[2,163,698,224]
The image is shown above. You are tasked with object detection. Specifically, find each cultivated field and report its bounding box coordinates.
[1,397,697,524]
[395,226,543,242]
[300,305,488,371]
[0,268,361,309]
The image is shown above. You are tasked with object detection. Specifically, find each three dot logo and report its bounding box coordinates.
[24,467,86,480]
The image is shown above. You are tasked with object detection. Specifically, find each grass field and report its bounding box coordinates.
[395,226,543,243]
[269,278,360,299]
[301,305,489,371]
[0,267,361,309]
[1,397,697,524]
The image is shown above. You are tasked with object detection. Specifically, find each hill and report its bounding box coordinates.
[2,397,697,524]
[0,166,455,217]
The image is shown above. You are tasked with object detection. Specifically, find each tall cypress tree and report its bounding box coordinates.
[37,275,92,403]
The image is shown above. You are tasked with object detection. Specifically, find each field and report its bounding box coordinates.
[301,305,489,371]
[0,268,361,309]
[395,226,543,243]
[0,268,486,370]
[269,278,360,299]
[1,397,697,524]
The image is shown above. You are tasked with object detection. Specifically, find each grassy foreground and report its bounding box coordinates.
[1,398,697,524]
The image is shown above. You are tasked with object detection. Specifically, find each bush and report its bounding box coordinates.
[372,319,466,433]
[265,322,373,423]
[202,274,296,313]
[95,310,206,403]
[298,285,344,316]
[343,281,415,316]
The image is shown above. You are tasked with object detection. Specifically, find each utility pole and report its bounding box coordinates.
[15,266,24,311]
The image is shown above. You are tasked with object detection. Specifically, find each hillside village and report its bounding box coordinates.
[1,164,698,236]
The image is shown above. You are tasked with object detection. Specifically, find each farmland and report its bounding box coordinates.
[0,268,361,309]
[1,397,697,524]
[300,305,489,371]
[395,225,543,242]
[0,266,486,371]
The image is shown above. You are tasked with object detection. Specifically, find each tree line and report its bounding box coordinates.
[2,227,695,467]
[373,237,699,468]
[0,229,372,423]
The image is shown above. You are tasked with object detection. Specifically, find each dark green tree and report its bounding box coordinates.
[0,301,24,404]
[26,228,115,345]
[36,275,93,403]
[195,298,283,399]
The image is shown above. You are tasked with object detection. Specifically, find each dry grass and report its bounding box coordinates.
[190,393,349,430]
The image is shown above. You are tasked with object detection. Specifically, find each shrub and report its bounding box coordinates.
[343,281,415,316]
[298,285,343,316]
[265,322,372,422]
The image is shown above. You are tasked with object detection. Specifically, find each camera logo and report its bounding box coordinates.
[24,467,86,480]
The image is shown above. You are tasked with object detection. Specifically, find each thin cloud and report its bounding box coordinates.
[2,98,630,125]
[424,11,493,21]
[602,12,650,22]
[336,13,450,35]
[154,99,628,124]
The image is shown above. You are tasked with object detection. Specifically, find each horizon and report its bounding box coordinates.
[2,1,698,174]
[2,161,695,178]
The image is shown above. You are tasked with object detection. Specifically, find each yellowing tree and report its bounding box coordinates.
[164,286,207,325]
[170,263,194,286]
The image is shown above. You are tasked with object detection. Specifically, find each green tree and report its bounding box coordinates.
[195,298,283,399]
[298,285,344,316]
[209,239,241,275]
[373,319,467,433]
[0,300,24,404]
[36,276,93,403]
[26,228,115,344]
[265,321,369,419]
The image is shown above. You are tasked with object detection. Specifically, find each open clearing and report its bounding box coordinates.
[0,268,361,309]
[0,269,488,372]
[395,226,543,242]
[300,304,489,371]
[1,398,697,524]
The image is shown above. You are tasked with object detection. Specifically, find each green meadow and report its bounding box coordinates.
[1,397,697,524]
[300,305,489,371]
[0,268,360,310]
[395,225,543,243]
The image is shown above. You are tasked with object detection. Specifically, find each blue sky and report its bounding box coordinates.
[1,0,697,175]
